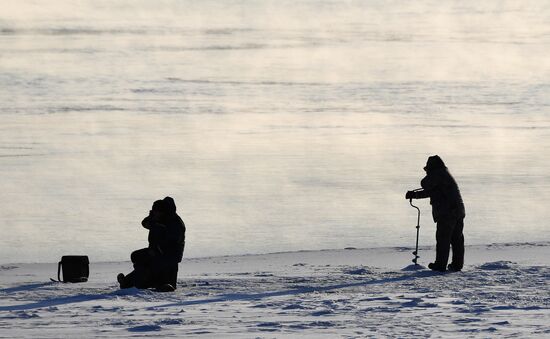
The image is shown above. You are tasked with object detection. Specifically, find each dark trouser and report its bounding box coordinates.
[435,217,464,269]
[120,248,179,289]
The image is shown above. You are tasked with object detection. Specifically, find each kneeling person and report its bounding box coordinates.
[118,197,186,290]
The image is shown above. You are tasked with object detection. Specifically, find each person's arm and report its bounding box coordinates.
[406,174,441,199]
[417,172,445,197]
[148,235,162,254]
[408,189,429,199]
[142,215,153,229]
[147,224,167,255]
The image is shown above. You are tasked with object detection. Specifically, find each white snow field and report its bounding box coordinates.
[1,242,548,338]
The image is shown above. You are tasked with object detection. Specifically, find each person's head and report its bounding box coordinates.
[150,199,167,220]
[423,155,446,173]
[163,196,177,214]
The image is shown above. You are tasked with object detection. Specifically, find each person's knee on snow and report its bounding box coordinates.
[118,197,186,290]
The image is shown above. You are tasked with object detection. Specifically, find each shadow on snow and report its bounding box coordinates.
[0,269,439,312]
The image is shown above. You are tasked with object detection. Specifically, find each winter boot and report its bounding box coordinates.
[155,283,176,292]
[447,263,462,272]
[428,262,446,272]
[117,273,128,288]
[117,272,135,289]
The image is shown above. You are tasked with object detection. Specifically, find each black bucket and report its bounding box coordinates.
[57,255,89,283]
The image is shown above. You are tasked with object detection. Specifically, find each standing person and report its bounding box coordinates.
[406,156,465,272]
[117,197,186,290]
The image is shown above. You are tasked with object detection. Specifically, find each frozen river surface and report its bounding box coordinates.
[0,0,549,263]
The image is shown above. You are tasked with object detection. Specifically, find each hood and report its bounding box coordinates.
[163,196,177,214]
[151,200,165,212]
[424,155,446,172]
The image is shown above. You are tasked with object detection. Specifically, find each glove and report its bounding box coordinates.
[405,191,415,200]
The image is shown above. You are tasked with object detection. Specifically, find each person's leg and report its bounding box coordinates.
[150,259,175,285]
[434,219,454,269]
[164,264,178,289]
[127,248,156,289]
[134,265,154,289]
[154,262,178,291]
[449,218,465,270]
[118,270,135,289]
[131,248,151,265]
[118,248,151,289]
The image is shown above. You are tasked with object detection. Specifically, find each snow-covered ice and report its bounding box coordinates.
[1,242,548,338]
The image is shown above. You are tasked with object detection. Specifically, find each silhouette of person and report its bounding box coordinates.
[118,197,186,290]
[406,156,465,272]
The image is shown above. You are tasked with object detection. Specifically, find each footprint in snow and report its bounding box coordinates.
[127,324,162,332]
[344,268,369,275]
[282,303,306,310]
[478,261,514,270]
[256,322,283,331]
[3,311,40,319]
[254,272,274,277]
[311,309,334,316]
[400,297,438,308]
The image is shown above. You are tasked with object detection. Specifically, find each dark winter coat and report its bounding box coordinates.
[142,213,186,263]
[163,213,186,263]
[413,167,465,223]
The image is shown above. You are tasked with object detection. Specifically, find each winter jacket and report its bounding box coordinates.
[163,213,186,263]
[413,167,465,222]
[142,214,186,263]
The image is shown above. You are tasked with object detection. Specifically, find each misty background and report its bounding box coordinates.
[1,0,549,264]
